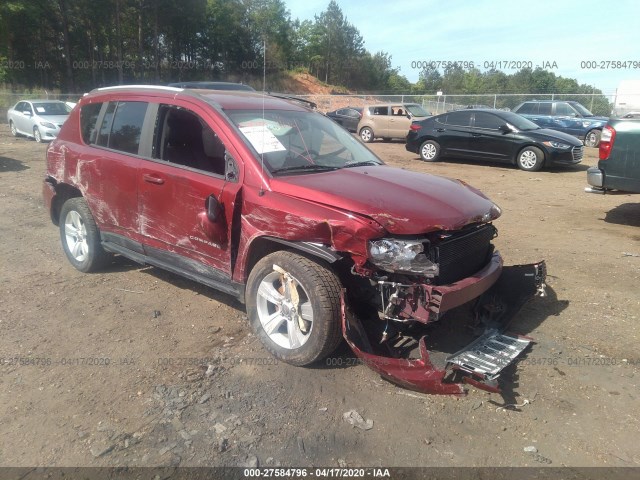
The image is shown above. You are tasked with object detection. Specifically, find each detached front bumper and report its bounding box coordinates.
[342,261,547,395]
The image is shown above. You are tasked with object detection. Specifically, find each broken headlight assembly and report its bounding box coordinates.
[368,238,438,276]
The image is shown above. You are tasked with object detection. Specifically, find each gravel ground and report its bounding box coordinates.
[0,125,639,468]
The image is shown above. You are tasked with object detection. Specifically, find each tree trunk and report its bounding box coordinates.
[57,0,76,92]
[115,0,123,84]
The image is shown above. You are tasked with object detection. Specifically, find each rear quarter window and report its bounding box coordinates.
[80,103,103,144]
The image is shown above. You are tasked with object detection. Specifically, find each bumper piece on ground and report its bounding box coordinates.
[341,261,546,395]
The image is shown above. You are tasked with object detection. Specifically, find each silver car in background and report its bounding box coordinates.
[7,100,71,142]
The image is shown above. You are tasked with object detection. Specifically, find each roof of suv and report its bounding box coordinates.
[88,85,309,112]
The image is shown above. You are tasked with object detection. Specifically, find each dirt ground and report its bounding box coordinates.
[1,123,639,469]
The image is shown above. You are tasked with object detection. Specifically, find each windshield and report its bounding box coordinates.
[501,111,540,131]
[571,102,595,117]
[32,102,72,116]
[227,109,384,175]
[405,104,430,117]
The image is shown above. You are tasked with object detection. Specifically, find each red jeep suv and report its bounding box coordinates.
[43,86,545,394]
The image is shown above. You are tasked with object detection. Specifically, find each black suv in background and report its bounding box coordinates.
[513,100,608,147]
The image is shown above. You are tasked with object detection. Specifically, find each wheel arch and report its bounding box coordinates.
[242,236,342,284]
[48,180,83,226]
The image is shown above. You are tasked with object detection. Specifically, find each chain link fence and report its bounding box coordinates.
[294,92,634,117]
[2,90,639,122]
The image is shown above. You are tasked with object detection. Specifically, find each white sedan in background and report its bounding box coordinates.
[7,100,72,142]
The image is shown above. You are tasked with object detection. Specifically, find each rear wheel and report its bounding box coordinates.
[517,146,544,171]
[246,251,342,366]
[584,129,601,148]
[9,121,19,137]
[59,198,111,272]
[419,140,440,161]
[359,127,374,143]
[33,127,43,143]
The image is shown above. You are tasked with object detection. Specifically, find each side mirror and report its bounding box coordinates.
[406,113,412,119]
[206,195,222,222]
[498,124,512,133]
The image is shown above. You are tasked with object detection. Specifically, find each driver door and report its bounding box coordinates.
[138,103,242,278]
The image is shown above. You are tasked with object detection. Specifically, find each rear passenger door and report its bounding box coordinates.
[439,111,472,156]
[80,100,150,248]
[137,103,242,281]
[370,106,390,137]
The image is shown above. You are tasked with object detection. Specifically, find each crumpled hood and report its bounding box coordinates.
[270,165,498,234]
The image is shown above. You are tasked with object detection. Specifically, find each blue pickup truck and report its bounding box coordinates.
[512,100,608,147]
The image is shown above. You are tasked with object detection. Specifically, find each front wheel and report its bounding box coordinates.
[584,129,601,148]
[33,127,43,143]
[359,127,374,143]
[59,198,111,272]
[246,251,342,366]
[517,146,545,171]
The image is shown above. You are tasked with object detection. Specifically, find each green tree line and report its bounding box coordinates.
[0,0,611,113]
[0,0,401,92]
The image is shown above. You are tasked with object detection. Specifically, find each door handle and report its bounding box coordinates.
[472,133,482,137]
[143,173,165,185]
[436,128,445,132]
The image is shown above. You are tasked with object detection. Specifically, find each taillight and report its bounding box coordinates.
[409,124,422,131]
[599,125,615,160]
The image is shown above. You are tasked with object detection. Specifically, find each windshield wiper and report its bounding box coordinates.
[272,164,340,175]
[343,161,381,168]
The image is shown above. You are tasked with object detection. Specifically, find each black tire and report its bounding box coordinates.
[359,127,374,143]
[584,129,601,148]
[245,251,342,366]
[33,126,43,143]
[9,121,19,137]
[516,146,545,171]
[59,198,111,272]
[419,140,441,161]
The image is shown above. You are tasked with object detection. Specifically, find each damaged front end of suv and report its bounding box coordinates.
[334,204,546,395]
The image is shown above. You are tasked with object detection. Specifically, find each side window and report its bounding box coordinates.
[96,101,147,154]
[473,112,503,130]
[516,103,536,114]
[445,111,472,126]
[555,103,575,116]
[15,102,24,112]
[336,109,347,115]
[538,103,552,115]
[154,106,227,176]
[80,103,103,144]
[373,106,389,115]
[109,102,148,154]
[24,103,34,114]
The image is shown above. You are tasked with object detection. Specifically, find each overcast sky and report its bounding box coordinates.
[285,0,640,94]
